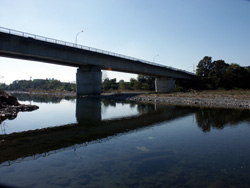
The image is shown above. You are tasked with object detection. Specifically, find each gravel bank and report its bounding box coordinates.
[127,95,250,109]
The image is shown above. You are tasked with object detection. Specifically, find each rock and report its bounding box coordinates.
[0,89,39,123]
[0,89,19,106]
[19,104,39,111]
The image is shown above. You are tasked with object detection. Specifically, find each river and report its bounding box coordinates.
[0,94,250,188]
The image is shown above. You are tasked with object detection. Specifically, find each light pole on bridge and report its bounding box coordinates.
[153,54,159,63]
[75,30,83,45]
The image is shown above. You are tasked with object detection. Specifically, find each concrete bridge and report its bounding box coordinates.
[0,27,196,95]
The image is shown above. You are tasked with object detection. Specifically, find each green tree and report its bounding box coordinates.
[196,56,250,90]
[129,78,137,89]
[118,80,132,90]
[196,56,213,89]
[2,79,76,92]
[208,60,229,89]
[137,75,155,91]
[196,56,212,78]
[102,78,118,91]
[224,64,250,89]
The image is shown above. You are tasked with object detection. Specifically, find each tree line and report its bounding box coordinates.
[196,56,250,90]
[102,56,250,92]
[1,57,249,92]
[0,79,76,92]
[0,75,155,93]
[102,75,155,92]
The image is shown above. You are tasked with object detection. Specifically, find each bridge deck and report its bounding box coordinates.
[0,27,195,79]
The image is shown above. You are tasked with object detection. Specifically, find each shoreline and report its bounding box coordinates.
[100,92,250,110]
[5,90,250,110]
[7,90,76,96]
[128,95,250,109]
[0,104,39,123]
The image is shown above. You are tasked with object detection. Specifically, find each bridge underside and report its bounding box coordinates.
[76,66,176,95]
[0,31,195,95]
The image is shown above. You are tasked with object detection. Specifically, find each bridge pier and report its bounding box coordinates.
[76,66,102,96]
[155,77,175,93]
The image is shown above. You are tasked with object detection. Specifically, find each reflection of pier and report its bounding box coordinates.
[0,98,194,165]
[76,97,101,124]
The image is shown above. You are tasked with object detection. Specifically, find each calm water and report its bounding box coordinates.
[1,94,250,188]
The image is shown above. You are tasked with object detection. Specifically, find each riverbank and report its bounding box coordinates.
[101,90,250,109]
[3,89,250,110]
[7,90,76,96]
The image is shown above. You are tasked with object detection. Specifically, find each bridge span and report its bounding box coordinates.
[0,27,195,95]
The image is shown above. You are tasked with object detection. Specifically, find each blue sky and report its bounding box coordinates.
[0,0,249,84]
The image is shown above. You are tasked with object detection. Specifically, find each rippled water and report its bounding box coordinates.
[0,94,250,188]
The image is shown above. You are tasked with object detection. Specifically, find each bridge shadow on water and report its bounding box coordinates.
[0,95,250,167]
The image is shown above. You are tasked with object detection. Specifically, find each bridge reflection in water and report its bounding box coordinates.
[1,97,249,167]
[0,97,194,166]
[76,97,102,124]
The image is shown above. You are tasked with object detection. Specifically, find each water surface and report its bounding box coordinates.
[0,94,250,188]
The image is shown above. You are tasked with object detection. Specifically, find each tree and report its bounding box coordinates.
[137,75,155,91]
[208,60,229,89]
[196,56,212,78]
[224,64,250,89]
[2,79,76,92]
[129,78,137,89]
[196,56,250,90]
[196,56,213,89]
[102,78,118,91]
[118,80,132,90]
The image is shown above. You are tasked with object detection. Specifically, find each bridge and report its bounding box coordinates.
[0,27,196,95]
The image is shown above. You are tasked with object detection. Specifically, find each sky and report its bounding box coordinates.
[0,0,250,84]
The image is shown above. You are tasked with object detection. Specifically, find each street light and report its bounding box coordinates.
[153,54,159,62]
[75,30,83,45]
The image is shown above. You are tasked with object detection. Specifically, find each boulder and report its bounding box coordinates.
[0,89,20,107]
[0,89,39,123]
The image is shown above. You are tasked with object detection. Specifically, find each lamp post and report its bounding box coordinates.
[75,30,83,45]
[153,54,159,63]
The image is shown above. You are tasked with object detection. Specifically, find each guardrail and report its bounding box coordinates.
[0,26,195,75]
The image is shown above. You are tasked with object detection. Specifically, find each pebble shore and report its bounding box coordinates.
[127,95,250,109]
[101,92,250,109]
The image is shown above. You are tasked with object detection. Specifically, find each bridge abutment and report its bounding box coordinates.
[76,66,102,96]
[155,77,175,93]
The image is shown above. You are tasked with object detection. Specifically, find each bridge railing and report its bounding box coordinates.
[0,26,195,75]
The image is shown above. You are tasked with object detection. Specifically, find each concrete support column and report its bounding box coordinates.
[76,66,102,96]
[155,77,175,93]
